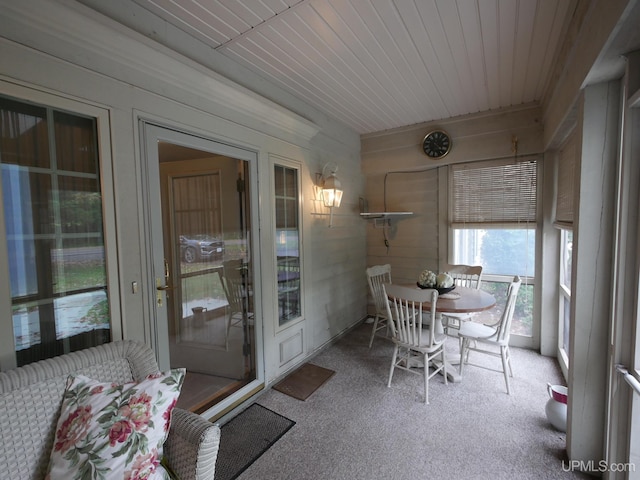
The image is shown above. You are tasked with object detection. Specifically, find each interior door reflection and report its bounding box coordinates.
[159,142,255,414]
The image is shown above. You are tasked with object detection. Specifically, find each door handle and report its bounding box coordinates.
[156,275,172,307]
[156,259,172,291]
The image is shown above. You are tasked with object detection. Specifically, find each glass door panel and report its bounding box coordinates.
[146,127,258,415]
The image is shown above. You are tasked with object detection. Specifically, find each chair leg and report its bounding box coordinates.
[501,345,511,395]
[505,346,514,377]
[459,338,469,377]
[423,353,429,404]
[369,314,380,348]
[441,348,448,386]
[387,345,398,388]
[456,319,467,351]
[225,313,233,350]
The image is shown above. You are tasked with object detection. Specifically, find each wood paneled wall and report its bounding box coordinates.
[361,104,543,313]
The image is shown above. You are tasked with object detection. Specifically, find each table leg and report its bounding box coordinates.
[407,315,462,382]
[434,313,461,382]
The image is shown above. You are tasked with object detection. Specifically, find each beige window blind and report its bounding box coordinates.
[450,157,537,227]
[555,131,577,227]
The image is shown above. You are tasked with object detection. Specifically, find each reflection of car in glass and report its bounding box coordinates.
[179,235,224,263]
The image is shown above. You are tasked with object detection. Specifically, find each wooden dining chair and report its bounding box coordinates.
[458,276,521,394]
[383,283,447,404]
[366,264,392,348]
[441,264,483,338]
[220,260,253,350]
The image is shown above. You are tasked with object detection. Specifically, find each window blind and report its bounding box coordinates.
[555,132,576,227]
[450,158,537,227]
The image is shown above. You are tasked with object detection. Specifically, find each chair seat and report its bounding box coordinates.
[459,321,494,338]
[443,312,471,320]
[393,329,447,353]
[458,276,521,395]
[442,312,472,331]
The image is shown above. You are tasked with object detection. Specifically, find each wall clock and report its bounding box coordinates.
[422,129,451,159]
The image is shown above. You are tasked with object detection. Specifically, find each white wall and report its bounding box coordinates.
[0,0,366,388]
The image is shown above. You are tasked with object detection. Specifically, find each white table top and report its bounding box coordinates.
[405,285,496,314]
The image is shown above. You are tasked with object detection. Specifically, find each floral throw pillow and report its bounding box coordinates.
[46,368,185,480]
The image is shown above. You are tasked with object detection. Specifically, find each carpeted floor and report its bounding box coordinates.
[234,322,591,480]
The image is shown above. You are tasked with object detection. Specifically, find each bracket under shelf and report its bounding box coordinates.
[360,212,413,228]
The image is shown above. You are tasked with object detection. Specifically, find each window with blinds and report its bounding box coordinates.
[449,157,538,339]
[555,131,577,227]
[555,130,576,370]
[450,158,537,227]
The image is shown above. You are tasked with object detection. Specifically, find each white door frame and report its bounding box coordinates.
[605,54,640,477]
[139,120,264,418]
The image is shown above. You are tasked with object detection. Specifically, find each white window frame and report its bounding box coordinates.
[0,81,120,370]
[448,157,540,348]
[271,156,304,333]
[553,129,576,379]
[558,228,572,379]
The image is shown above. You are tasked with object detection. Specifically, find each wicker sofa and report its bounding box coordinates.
[0,340,220,479]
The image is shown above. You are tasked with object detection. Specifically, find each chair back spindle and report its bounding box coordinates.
[367,264,392,316]
[366,264,392,348]
[443,264,483,289]
[458,275,522,394]
[495,278,521,344]
[382,283,446,404]
[384,284,438,349]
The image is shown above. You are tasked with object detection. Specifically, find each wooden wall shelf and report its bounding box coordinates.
[359,212,413,219]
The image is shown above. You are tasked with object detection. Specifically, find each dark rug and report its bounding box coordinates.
[215,403,295,480]
[272,362,336,401]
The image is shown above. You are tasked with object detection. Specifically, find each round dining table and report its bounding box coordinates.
[424,285,496,314]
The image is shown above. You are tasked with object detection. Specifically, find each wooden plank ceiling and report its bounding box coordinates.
[124,0,578,134]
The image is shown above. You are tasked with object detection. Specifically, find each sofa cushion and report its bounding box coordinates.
[46,368,185,480]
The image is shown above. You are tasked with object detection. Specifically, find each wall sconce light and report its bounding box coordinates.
[321,163,343,208]
[318,162,343,227]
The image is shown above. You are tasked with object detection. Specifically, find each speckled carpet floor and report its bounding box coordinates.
[228,322,591,480]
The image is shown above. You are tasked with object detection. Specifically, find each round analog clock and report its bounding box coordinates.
[422,129,451,159]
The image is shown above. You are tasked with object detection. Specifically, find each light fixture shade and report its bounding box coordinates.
[322,174,343,208]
